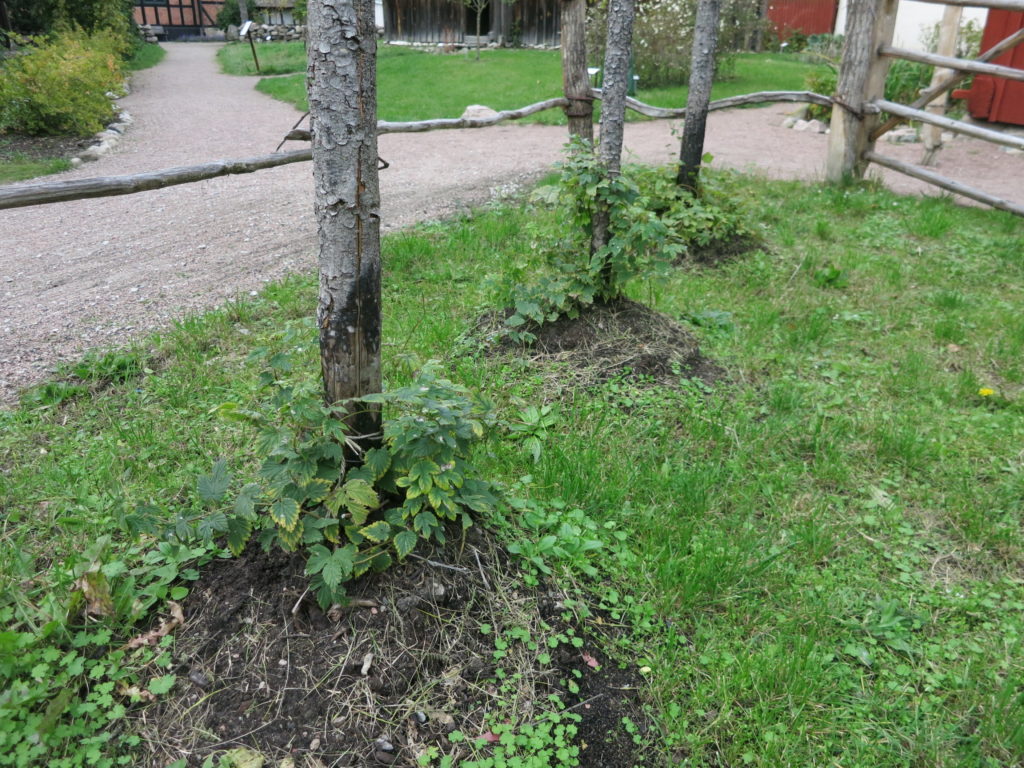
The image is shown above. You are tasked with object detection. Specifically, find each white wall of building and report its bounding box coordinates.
[834,0,987,51]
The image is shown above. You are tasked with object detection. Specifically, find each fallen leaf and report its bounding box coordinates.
[219,747,266,768]
[480,730,501,744]
[122,600,184,650]
[582,652,600,669]
[74,571,114,617]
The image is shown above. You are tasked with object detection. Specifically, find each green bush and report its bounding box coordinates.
[0,30,126,136]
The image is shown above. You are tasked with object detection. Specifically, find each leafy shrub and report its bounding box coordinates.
[502,143,751,340]
[586,0,763,88]
[216,0,265,30]
[0,30,125,136]
[198,351,501,609]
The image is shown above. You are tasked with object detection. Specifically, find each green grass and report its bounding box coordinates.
[221,42,827,123]
[125,42,166,71]
[3,174,1024,766]
[0,152,71,183]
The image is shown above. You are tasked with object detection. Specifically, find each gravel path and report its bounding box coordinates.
[1,42,1021,405]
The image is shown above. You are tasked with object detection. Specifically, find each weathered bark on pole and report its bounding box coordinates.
[825,0,898,182]
[238,0,250,22]
[677,0,721,190]
[308,0,382,446]
[591,0,635,255]
[560,0,593,143]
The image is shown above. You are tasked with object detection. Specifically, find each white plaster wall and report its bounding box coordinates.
[834,0,987,51]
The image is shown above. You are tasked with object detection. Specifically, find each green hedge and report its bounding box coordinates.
[0,31,127,136]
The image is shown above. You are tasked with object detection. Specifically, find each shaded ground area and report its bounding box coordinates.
[140,530,653,767]
[1,42,1021,404]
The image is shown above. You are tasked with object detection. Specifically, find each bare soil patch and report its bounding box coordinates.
[0,133,91,163]
[140,529,654,767]
[483,298,723,392]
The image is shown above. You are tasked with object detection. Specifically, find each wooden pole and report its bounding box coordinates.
[676,0,721,191]
[560,0,593,143]
[903,0,1024,11]
[309,0,383,446]
[873,98,1024,150]
[880,46,1024,82]
[590,89,834,118]
[865,151,1024,216]
[825,0,899,182]
[922,5,963,165]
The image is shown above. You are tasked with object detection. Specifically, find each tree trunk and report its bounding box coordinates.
[677,0,721,191]
[591,0,635,256]
[238,0,250,23]
[560,0,593,143]
[922,4,962,166]
[308,0,383,449]
[476,5,483,61]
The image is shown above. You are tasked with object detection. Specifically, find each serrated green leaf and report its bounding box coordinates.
[270,498,301,531]
[306,544,331,575]
[371,551,393,572]
[197,511,229,542]
[234,483,260,520]
[344,478,379,512]
[363,447,391,480]
[278,524,303,551]
[147,674,176,696]
[197,459,231,503]
[393,529,417,560]
[302,477,333,505]
[321,547,355,589]
[359,520,392,543]
[226,517,252,556]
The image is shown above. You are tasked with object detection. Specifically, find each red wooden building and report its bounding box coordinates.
[133,0,225,38]
[767,0,839,41]
[952,10,1024,126]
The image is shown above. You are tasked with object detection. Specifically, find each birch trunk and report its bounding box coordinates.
[560,0,593,143]
[591,0,635,256]
[677,0,721,190]
[308,0,383,447]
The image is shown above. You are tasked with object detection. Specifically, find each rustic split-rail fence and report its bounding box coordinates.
[0,0,1021,215]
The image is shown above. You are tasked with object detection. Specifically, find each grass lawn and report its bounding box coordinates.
[126,42,166,71]
[0,150,70,183]
[218,42,827,123]
[3,170,1023,765]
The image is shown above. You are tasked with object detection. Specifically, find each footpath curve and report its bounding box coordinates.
[1,42,1020,404]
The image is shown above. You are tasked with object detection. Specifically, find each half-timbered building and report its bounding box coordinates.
[383,0,560,46]
[132,0,225,38]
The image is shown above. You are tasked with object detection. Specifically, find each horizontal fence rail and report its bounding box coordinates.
[873,98,1024,150]
[865,150,1024,216]
[909,0,1024,11]
[880,45,1024,81]
[0,91,837,211]
[871,26,1024,140]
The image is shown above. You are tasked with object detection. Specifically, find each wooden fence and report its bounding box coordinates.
[2,0,1021,216]
[825,0,1024,216]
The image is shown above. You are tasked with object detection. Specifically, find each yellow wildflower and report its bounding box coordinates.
[978,388,995,397]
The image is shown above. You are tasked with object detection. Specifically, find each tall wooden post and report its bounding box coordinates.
[825,0,898,182]
[238,0,250,22]
[308,0,383,448]
[591,0,636,256]
[922,4,962,166]
[676,0,721,191]
[561,0,593,143]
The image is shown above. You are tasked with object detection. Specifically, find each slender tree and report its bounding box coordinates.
[308,0,383,452]
[591,0,636,255]
[676,0,721,191]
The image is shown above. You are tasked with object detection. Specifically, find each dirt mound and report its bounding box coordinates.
[485,298,723,391]
[139,528,653,767]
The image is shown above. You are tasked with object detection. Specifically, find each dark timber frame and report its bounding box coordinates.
[132,0,223,37]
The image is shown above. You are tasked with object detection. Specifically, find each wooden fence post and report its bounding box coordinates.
[825,0,899,182]
[561,0,593,143]
[922,4,962,165]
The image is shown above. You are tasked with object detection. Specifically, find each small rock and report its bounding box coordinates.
[375,738,395,753]
[309,737,321,750]
[412,711,427,725]
[782,116,798,129]
[188,669,211,689]
[70,157,83,168]
[373,751,398,765]
[792,119,810,132]
[806,119,827,134]
[460,104,499,120]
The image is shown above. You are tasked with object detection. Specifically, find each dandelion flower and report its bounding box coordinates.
[979,388,995,397]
